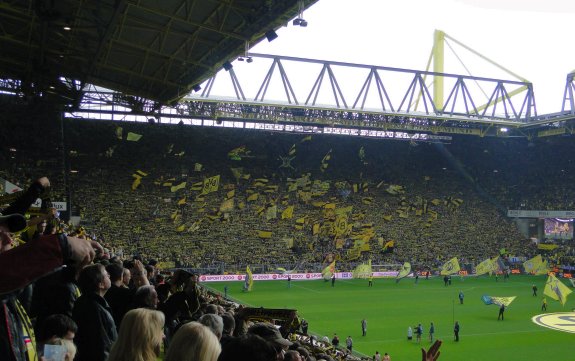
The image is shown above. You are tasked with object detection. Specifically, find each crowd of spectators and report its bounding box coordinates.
[3,106,574,271]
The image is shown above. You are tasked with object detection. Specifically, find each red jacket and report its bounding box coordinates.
[0,234,69,361]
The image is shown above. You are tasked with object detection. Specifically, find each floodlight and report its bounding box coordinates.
[265,30,278,42]
[192,84,201,92]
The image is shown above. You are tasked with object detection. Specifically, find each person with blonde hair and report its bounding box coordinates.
[164,322,221,361]
[107,308,165,361]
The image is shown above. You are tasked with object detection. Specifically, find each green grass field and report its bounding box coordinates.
[207,275,575,361]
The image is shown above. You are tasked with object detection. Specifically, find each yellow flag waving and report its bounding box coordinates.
[352,260,372,279]
[170,181,187,192]
[534,259,550,275]
[523,255,543,274]
[281,206,294,219]
[126,132,142,141]
[320,149,332,173]
[544,273,572,306]
[245,266,254,292]
[202,175,220,195]
[440,257,460,275]
[475,258,497,276]
[321,261,336,280]
[396,262,412,281]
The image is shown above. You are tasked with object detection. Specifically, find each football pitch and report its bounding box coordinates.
[208,275,575,361]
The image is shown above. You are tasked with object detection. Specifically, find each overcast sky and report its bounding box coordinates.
[232,0,575,115]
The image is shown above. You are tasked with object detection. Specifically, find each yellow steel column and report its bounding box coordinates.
[433,30,445,111]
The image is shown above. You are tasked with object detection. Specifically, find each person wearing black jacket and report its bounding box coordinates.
[72,264,118,361]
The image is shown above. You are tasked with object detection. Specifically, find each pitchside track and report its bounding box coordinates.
[207,275,574,361]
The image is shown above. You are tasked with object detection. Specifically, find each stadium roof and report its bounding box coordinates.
[0,0,317,105]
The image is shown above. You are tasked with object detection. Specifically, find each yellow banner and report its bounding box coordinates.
[202,175,220,195]
[537,244,558,250]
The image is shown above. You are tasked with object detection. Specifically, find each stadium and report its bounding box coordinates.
[0,1,574,361]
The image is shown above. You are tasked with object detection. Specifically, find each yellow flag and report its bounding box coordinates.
[362,197,373,205]
[258,230,273,239]
[544,273,572,306]
[202,175,220,195]
[176,224,186,232]
[396,262,412,280]
[247,193,259,202]
[352,260,372,279]
[194,163,203,172]
[246,266,253,291]
[535,260,550,275]
[115,127,123,140]
[321,261,336,280]
[170,182,187,192]
[320,149,332,173]
[295,217,305,230]
[347,247,361,260]
[131,176,141,191]
[253,178,269,187]
[440,257,460,275]
[382,240,394,253]
[386,184,404,195]
[300,135,312,142]
[177,197,186,205]
[126,132,142,141]
[334,215,348,237]
[219,198,234,212]
[265,205,277,220]
[475,258,495,276]
[281,206,294,219]
[312,223,320,235]
[523,255,543,274]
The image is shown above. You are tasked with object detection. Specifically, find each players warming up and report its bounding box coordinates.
[362,318,367,336]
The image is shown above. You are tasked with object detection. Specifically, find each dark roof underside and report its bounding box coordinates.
[0,0,317,104]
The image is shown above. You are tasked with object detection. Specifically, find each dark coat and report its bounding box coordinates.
[72,293,117,361]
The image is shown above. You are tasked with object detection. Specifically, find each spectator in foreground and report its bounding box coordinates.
[107,308,165,361]
[72,264,117,361]
[164,321,221,361]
